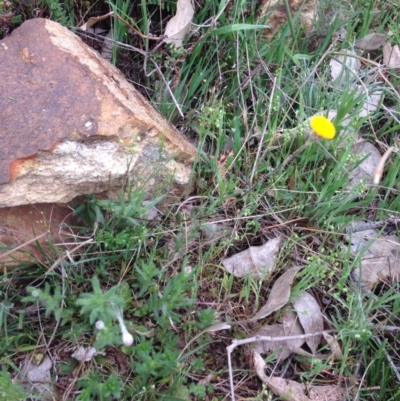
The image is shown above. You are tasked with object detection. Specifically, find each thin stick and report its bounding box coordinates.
[227,330,336,401]
[45,238,94,276]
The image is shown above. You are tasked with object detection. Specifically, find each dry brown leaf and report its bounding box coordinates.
[164,0,194,48]
[307,384,347,400]
[253,323,292,361]
[292,292,323,354]
[253,350,267,378]
[347,141,381,192]
[78,12,114,61]
[254,352,347,401]
[346,227,400,289]
[254,352,308,401]
[322,332,343,360]
[264,376,309,401]
[330,50,360,84]
[281,308,305,351]
[79,12,114,31]
[354,33,388,51]
[203,322,232,332]
[252,265,303,320]
[292,347,324,359]
[222,236,282,279]
[383,43,400,68]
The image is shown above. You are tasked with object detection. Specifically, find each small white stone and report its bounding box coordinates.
[72,346,101,362]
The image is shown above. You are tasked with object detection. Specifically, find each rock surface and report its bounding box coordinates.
[0,18,196,207]
[0,204,78,266]
[0,18,196,266]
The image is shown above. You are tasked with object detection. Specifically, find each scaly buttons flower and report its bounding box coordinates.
[310,115,336,140]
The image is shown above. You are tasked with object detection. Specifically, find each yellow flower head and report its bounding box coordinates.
[310,115,336,140]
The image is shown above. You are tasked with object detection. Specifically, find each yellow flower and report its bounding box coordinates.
[310,115,336,140]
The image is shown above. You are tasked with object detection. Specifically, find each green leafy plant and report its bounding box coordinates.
[77,372,123,401]
[76,276,125,325]
[41,0,75,26]
[22,282,72,323]
[0,369,27,401]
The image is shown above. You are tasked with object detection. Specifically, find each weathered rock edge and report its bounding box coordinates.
[0,18,196,207]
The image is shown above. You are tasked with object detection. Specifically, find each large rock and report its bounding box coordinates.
[0,18,196,207]
[0,18,196,266]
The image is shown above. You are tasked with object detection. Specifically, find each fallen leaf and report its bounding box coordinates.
[346,227,400,289]
[203,322,232,332]
[254,366,347,401]
[330,50,360,84]
[292,292,323,354]
[253,350,268,380]
[322,332,343,360]
[78,13,114,61]
[307,384,347,400]
[262,376,309,401]
[79,12,114,31]
[255,352,320,401]
[280,308,305,352]
[346,141,381,192]
[253,323,292,361]
[374,146,395,185]
[86,27,109,35]
[383,43,400,68]
[164,0,194,48]
[222,236,282,279]
[252,265,303,321]
[292,347,324,359]
[354,33,388,51]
